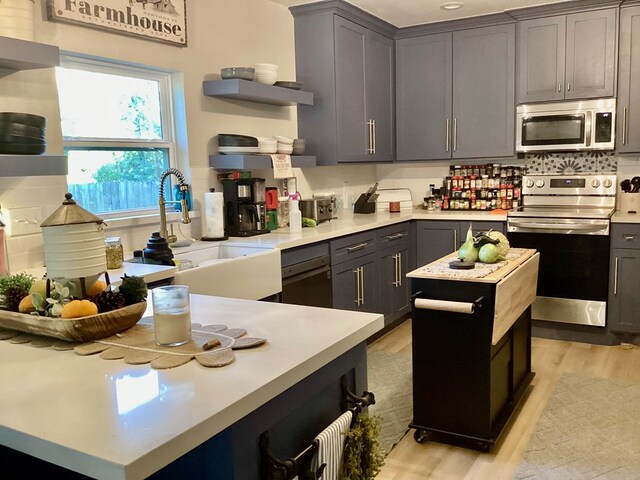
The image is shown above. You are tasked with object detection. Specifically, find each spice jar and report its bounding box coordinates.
[105,236,124,269]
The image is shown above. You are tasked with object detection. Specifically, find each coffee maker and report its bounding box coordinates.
[222,178,270,237]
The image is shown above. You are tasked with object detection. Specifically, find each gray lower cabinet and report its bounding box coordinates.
[617,6,640,153]
[396,23,515,161]
[332,253,379,314]
[415,220,506,267]
[517,9,617,103]
[293,5,395,165]
[330,230,379,313]
[377,223,412,325]
[608,224,640,334]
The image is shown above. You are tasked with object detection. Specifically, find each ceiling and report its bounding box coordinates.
[270,0,573,27]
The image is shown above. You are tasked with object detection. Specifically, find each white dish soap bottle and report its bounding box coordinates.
[289,199,302,232]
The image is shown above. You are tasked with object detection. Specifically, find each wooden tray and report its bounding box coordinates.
[0,301,147,342]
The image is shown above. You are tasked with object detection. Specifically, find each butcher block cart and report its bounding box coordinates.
[407,248,539,452]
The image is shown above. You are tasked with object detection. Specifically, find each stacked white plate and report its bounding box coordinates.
[254,63,278,85]
[274,135,293,154]
[218,146,261,154]
[257,137,278,154]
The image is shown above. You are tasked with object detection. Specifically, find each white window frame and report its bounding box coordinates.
[58,54,180,220]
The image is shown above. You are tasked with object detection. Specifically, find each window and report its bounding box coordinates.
[56,56,178,216]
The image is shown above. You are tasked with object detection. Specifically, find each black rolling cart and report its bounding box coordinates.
[406,249,539,452]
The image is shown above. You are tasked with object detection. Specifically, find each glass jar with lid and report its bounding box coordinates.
[105,236,124,269]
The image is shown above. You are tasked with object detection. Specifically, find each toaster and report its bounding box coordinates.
[300,198,334,223]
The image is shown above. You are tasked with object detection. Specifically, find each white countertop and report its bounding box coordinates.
[612,211,640,224]
[174,209,508,252]
[0,294,383,480]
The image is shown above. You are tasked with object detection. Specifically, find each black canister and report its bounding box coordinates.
[143,232,175,265]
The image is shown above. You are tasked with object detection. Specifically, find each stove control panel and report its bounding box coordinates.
[522,174,617,197]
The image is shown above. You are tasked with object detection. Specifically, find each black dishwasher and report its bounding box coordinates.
[281,254,333,308]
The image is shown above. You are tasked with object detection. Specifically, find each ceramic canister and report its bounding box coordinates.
[0,0,35,41]
[41,193,107,279]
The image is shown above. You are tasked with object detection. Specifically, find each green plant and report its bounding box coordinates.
[341,413,385,480]
[31,280,74,318]
[0,272,36,311]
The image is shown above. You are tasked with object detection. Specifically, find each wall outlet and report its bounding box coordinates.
[5,206,43,236]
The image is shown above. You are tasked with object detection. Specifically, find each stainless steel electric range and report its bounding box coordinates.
[507,174,616,327]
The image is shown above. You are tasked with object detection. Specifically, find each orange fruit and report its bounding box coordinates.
[86,280,107,298]
[61,299,98,319]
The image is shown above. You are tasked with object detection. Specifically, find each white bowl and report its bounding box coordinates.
[255,72,278,85]
[274,135,294,144]
[258,138,278,154]
[277,144,293,154]
[254,63,279,71]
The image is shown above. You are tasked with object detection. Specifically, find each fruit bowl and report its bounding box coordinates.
[0,301,147,342]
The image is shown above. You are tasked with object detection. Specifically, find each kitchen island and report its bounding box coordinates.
[407,248,539,451]
[0,294,383,479]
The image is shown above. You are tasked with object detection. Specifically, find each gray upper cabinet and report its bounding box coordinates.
[517,9,617,103]
[396,33,452,160]
[293,6,395,165]
[452,24,515,159]
[396,24,515,161]
[617,6,640,153]
[517,16,566,103]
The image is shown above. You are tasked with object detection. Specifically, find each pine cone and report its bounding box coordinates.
[3,285,30,312]
[93,290,126,313]
[118,274,148,305]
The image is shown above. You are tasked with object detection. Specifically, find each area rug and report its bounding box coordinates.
[367,350,413,456]
[514,373,640,479]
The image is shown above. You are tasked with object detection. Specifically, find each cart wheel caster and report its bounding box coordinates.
[413,429,428,443]
[478,442,491,453]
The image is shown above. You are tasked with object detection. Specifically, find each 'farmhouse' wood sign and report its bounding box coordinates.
[47,0,187,46]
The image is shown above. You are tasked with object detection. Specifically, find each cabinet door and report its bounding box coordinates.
[517,16,566,103]
[378,245,411,325]
[415,221,459,267]
[452,24,515,158]
[617,6,640,153]
[609,249,640,334]
[396,33,452,161]
[332,254,378,313]
[565,9,617,100]
[334,16,369,163]
[366,30,395,162]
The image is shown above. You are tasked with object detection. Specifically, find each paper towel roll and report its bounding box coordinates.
[414,298,475,314]
[204,191,225,239]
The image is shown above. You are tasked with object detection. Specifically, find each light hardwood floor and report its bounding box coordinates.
[368,319,640,480]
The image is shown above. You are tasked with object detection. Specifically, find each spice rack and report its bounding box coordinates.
[440,163,523,211]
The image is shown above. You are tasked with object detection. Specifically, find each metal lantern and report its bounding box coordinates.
[40,193,107,280]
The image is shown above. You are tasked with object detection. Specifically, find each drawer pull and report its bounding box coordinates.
[623,234,637,241]
[346,242,369,253]
[386,233,406,241]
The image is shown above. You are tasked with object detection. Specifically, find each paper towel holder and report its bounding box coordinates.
[202,188,229,242]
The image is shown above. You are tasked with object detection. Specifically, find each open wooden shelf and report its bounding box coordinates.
[0,154,67,176]
[0,36,59,70]
[203,79,314,106]
[209,154,316,170]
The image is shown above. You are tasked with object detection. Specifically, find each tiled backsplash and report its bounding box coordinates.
[524,151,618,174]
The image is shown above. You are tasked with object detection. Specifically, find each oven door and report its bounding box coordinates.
[516,112,587,152]
[507,222,610,327]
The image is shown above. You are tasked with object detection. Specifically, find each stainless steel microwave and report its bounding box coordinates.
[516,99,616,152]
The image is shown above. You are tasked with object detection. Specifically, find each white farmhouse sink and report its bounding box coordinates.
[172,243,281,301]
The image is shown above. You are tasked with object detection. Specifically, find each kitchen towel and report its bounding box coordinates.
[310,410,352,480]
[270,154,293,178]
[204,191,225,239]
